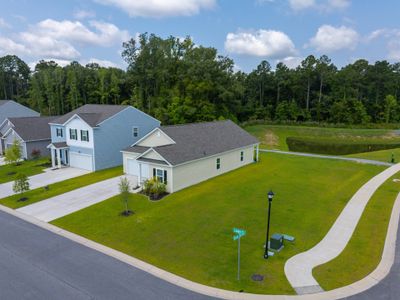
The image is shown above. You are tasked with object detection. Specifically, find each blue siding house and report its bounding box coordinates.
[48,104,160,171]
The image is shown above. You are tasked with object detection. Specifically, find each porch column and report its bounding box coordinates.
[138,163,142,186]
[256,144,259,162]
[51,148,56,168]
[57,149,61,169]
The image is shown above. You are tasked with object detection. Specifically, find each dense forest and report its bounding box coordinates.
[1,33,400,125]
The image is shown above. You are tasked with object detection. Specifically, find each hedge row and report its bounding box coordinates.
[286,137,400,155]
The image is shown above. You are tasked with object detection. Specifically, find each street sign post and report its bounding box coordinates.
[233,228,246,281]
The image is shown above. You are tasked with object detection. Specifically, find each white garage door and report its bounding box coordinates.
[127,159,139,176]
[69,152,93,171]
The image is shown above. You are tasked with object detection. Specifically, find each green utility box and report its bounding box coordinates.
[270,233,284,251]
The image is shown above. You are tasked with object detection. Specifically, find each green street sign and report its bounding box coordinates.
[232,227,246,281]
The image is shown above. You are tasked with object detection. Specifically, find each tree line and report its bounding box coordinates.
[1,33,400,125]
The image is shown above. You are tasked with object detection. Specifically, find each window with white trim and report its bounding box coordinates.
[81,130,89,142]
[240,151,244,162]
[56,128,63,137]
[153,168,167,184]
[216,158,221,170]
[133,126,139,137]
[69,129,77,140]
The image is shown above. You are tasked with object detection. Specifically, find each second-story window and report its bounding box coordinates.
[133,127,139,137]
[56,128,63,138]
[81,130,89,142]
[69,129,77,140]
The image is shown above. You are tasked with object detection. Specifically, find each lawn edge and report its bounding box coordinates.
[0,191,399,300]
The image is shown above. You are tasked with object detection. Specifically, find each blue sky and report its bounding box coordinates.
[0,0,399,72]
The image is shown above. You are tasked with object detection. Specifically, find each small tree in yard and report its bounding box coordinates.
[119,177,132,216]
[5,139,22,165]
[13,173,30,201]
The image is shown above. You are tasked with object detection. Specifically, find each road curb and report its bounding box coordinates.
[0,191,399,300]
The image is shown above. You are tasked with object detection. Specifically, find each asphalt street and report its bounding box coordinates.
[0,210,215,300]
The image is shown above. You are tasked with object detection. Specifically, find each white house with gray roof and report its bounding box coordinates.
[122,120,260,193]
[0,116,56,159]
[48,104,160,171]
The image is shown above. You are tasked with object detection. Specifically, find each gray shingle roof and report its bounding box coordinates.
[8,116,57,141]
[0,100,11,106]
[126,120,259,166]
[51,104,129,127]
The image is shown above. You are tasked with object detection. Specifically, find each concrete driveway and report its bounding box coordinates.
[17,175,138,222]
[0,167,89,199]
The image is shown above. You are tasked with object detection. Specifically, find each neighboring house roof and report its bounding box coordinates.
[7,116,57,141]
[125,120,259,166]
[0,100,11,106]
[50,104,129,127]
[49,142,68,148]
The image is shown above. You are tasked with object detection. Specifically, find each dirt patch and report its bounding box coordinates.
[264,130,279,148]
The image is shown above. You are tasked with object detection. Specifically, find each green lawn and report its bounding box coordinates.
[244,124,395,151]
[0,157,51,183]
[0,166,122,209]
[347,148,400,163]
[52,153,384,294]
[313,172,400,290]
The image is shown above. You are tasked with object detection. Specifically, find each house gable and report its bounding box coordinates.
[136,128,175,147]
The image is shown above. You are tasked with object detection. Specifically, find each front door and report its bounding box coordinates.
[64,149,69,165]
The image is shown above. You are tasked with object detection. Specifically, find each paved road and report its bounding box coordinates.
[0,210,214,300]
[285,163,400,294]
[261,149,393,166]
[17,175,137,222]
[0,167,89,198]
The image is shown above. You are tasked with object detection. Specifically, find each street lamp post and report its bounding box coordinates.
[264,190,275,259]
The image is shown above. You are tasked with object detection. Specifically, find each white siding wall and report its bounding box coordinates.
[171,145,255,193]
[123,145,256,194]
[137,129,174,147]
[65,117,94,149]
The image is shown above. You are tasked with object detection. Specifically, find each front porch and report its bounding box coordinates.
[48,142,69,169]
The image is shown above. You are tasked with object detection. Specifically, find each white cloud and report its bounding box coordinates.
[94,0,216,17]
[328,0,350,9]
[20,32,80,59]
[288,0,350,11]
[366,28,400,61]
[34,19,129,47]
[0,18,11,29]
[289,0,315,11]
[0,37,28,56]
[73,9,96,19]
[86,58,119,68]
[225,29,297,59]
[279,56,303,69]
[308,25,359,52]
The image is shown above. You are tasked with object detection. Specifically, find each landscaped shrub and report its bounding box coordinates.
[143,177,167,200]
[287,136,400,155]
[31,149,41,160]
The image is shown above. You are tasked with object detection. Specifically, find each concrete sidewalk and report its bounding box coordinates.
[0,167,89,199]
[284,163,400,294]
[17,175,137,222]
[261,149,393,167]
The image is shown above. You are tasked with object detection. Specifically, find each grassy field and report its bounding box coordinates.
[313,172,400,290]
[245,124,397,151]
[0,157,51,183]
[347,148,400,163]
[0,166,122,209]
[52,153,384,294]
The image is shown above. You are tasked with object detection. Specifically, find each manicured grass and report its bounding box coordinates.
[0,166,122,209]
[347,148,400,163]
[313,172,400,290]
[245,124,395,151]
[0,157,51,183]
[52,153,384,294]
